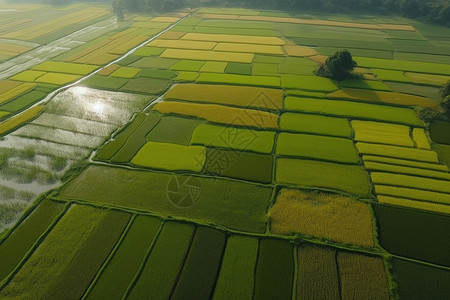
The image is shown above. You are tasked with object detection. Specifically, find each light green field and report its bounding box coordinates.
[32,61,98,75]
[281,74,339,92]
[280,113,352,138]
[351,120,414,147]
[357,142,440,163]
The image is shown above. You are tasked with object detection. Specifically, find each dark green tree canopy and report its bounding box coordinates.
[316,49,357,81]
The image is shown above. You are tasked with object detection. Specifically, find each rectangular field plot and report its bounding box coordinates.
[340,79,392,91]
[197,73,280,88]
[276,158,372,197]
[225,63,252,75]
[81,75,128,90]
[430,120,450,145]
[138,69,176,79]
[153,101,279,129]
[366,161,450,181]
[171,227,226,300]
[405,72,450,86]
[191,124,276,154]
[204,148,273,183]
[280,113,352,138]
[164,84,283,110]
[120,78,170,95]
[147,39,217,50]
[269,189,375,247]
[373,203,450,267]
[371,172,450,194]
[85,216,162,300]
[32,61,98,75]
[276,132,360,164]
[375,184,450,205]
[0,91,46,113]
[254,239,294,300]
[0,82,36,105]
[281,74,339,92]
[0,200,65,282]
[363,155,449,172]
[213,236,258,300]
[161,49,254,63]
[35,73,82,85]
[215,42,284,55]
[285,96,423,127]
[127,222,195,300]
[377,195,450,215]
[10,70,46,82]
[146,115,202,146]
[371,69,411,82]
[0,106,44,136]
[181,33,285,45]
[58,166,274,233]
[355,57,450,75]
[356,142,440,163]
[327,88,438,108]
[131,142,206,172]
[351,120,413,147]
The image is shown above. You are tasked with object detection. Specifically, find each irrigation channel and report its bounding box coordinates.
[0,14,192,231]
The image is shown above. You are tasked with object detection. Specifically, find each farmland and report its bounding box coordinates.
[0,2,450,299]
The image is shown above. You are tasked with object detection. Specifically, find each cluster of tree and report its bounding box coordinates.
[417,81,450,122]
[315,49,359,81]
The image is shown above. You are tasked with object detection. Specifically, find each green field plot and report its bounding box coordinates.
[280,113,352,138]
[127,222,195,300]
[153,101,279,128]
[405,72,450,86]
[317,47,393,59]
[276,132,360,164]
[58,166,273,233]
[138,69,176,79]
[354,57,450,75]
[200,61,227,73]
[169,60,205,72]
[391,258,450,300]
[146,115,203,145]
[254,55,285,64]
[191,124,276,154]
[131,142,206,172]
[171,227,226,300]
[10,70,46,82]
[363,155,449,172]
[197,73,280,88]
[32,61,98,75]
[413,128,431,150]
[297,244,340,299]
[161,49,254,63]
[215,42,284,55]
[351,120,413,147]
[356,142,440,163]
[371,69,410,82]
[433,143,450,168]
[285,90,326,98]
[395,52,450,64]
[367,160,450,181]
[373,203,450,267]
[338,252,390,300]
[0,200,65,282]
[130,57,178,69]
[175,71,199,81]
[86,216,162,300]
[225,63,252,76]
[213,236,258,300]
[35,73,82,85]
[254,239,294,300]
[252,63,279,76]
[0,205,123,299]
[276,158,372,197]
[375,184,450,205]
[0,106,44,136]
[81,75,128,90]
[269,189,375,247]
[110,112,161,163]
[175,26,279,37]
[110,67,141,79]
[147,39,216,50]
[340,79,392,91]
[0,82,36,105]
[281,74,339,92]
[327,88,438,108]
[164,84,283,111]
[0,91,46,112]
[120,78,170,95]
[371,172,450,194]
[204,148,273,183]
[430,120,450,145]
[377,195,450,214]
[197,19,275,30]
[385,82,440,100]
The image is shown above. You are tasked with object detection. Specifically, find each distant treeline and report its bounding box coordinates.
[116,0,450,26]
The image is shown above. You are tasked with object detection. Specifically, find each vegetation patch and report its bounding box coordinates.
[153,101,279,128]
[197,73,280,87]
[204,148,273,183]
[276,132,360,164]
[175,71,199,81]
[35,73,82,85]
[351,120,414,147]
[281,74,339,92]
[0,83,36,105]
[10,70,46,82]
[110,67,141,79]
[181,33,285,45]
[252,63,279,76]
[0,106,44,136]
[280,113,352,138]
[363,155,448,172]
[191,124,276,154]
[405,72,450,86]
[269,189,375,247]
[120,78,170,95]
[58,166,273,233]
[215,42,284,55]
[200,61,227,73]
[430,120,450,145]
[138,68,176,79]
[161,49,254,63]
[433,143,450,168]
[225,63,252,76]
[371,69,410,82]
[371,172,450,194]
[0,91,46,113]
[148,39,216,50]
[164,84,283,110]
[276,158,371,197]
[356,142,440,163]
[376,184,450,205]
[130,56,178,69]
[367,161,450,181]
[81,75,128,90]
[355,57,450,76]
[32,61,98,75]
[254,239,294,300]
[169,60,205,72]
[146,115,203,145]
[340,79,392,91]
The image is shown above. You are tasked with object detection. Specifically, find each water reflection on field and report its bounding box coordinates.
[0,87,155,232]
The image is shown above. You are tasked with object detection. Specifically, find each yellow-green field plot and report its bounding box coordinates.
[32,61,98,75]
[197,73,280,88]
[152,101,279,128]
[10,70,46,82]
[405,72,450,86]
[356,142,441,163]
[269,189,375,247]
[181,33,285,45]
[164,84,283,110]
[376,195,450,215]
[35,73,82,85]
[0,105,44,135]
[413,128,431,150]
[284,45,317,57]
[214,43,284,55]
[351,120,414,147]
[0,82,36,105]
[160,49,254,63]
[131,142,206,172]
[371,172,450,194]
[147,39,217,50]
[327,88,439,108]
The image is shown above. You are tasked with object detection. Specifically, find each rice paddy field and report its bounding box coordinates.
[0,2,449,299]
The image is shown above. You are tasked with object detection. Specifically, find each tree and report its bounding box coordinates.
[441,80,450,116]
[112,0,124,21]
[316,49,357,81]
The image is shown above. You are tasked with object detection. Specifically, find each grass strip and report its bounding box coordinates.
[171,227,226,300]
